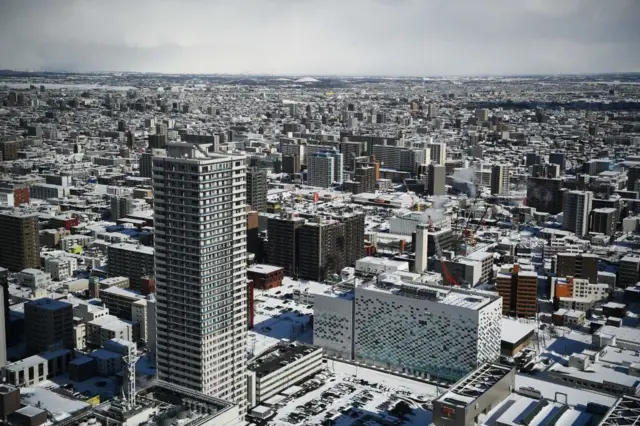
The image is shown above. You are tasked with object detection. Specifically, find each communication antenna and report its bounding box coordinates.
[122,343,137,409]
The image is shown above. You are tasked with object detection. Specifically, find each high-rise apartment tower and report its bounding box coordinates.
[153,143,248,415]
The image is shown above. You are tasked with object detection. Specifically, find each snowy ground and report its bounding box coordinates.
[249,288,313,357]
[265,365,433,426]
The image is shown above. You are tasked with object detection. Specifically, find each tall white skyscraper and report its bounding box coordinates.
[564,190,593,237]
[428,142,446,165]
[153,143,248,415]
[307,151,343,188]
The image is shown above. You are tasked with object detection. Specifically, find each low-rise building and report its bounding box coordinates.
[17,269,51,289]
[86,315,133,347]
[247,265,285,290]
[354,256,409,275]
[433,363,515,426]
[2,349,73,386]
[247,342,323,408]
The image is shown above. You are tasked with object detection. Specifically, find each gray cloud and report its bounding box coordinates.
[0,0,638,75]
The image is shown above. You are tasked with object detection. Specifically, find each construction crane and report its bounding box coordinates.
[428,215,458,286]
[467,204,490,248]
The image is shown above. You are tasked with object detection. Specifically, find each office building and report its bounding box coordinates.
[307,151,343,188]
[491,164,509,195]
[526,177,564,214]
[247,342,323,408]
[140,149,166,178]
[110,195,133,221]
[341,212,365,267]
[496,264,538,318]
[526,153,542,167]
[153,143,248,415]
[426,164,446,196]
[30,183,69,200]
[556,253,599,282]
[372,145,426,173]
[628,165,640,191]
[148,133,168,149]
[591,207,616,236]
[353,165,376,193]
[3,350,73,387]
[0,212,40,271]
[428,142,446,165]
[563,190,593,237]
[0,290,5,368]
[619,254,640,288]
[107,243,154,290]
[298,218,345,282]
[24,298,74,353]
[0,268,9,348]
[315,280,502,382]
[414,224,429,273]
[340,141,363,170]
[266,214,305,276]
[282,154,301,174]
[549,152,566,171]
[474,108,488,121]
[246,168,268,212]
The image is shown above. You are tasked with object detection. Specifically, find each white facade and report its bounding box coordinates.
[18,269,51,289]
[314,281,502,382]
[429,142,446,165]
[2,350,72,386]
[355,256,409,275]
[153,143,248,415]
[247,344,323,408]
[87,315,133,346]
[132,299,148,343]
[44,256,77,281]
[572,278,609,301]
[415,224,429,273]
[147,295,157,360]
[563,191,593,237]
[313,292,355,359]
[389,212,450,236]
[307,152,343,188]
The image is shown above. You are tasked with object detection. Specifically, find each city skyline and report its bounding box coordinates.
[1,0,639,76]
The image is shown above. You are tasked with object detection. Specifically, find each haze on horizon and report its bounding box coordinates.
[0,0,639,77]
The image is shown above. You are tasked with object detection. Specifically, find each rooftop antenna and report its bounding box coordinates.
[122,343,137,409]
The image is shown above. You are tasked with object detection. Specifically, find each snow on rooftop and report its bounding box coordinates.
[514,374,616,407]
[502,318,536,344]
[20,387,89,421]
[248,264,283,274]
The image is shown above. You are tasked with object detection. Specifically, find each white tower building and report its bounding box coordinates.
[428,142,446,165]
[563,190,593,237]
[153,143,248,416]
[415,223,429,273]
[307,151,343,188]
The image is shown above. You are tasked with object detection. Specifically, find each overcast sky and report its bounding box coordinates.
[0,0,639,76]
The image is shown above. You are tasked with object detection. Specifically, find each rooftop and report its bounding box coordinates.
[248,342,320,378]
[437,363,514,407]
[502,318,536,344]
[599,395,640,426]
[56,381,236,426]
[248,264,284,275]
[109,242,154,255]
[26,297,71,311]
[360,280,498,311]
